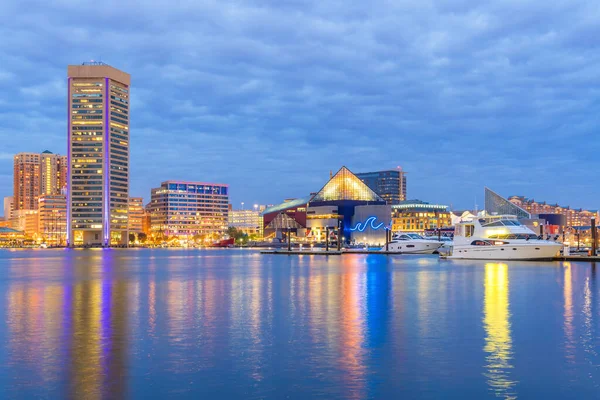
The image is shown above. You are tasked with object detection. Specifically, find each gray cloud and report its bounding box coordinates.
[0,0,598,212]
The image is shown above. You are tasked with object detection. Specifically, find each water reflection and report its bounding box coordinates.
[6,251,129,399]
[563,262,575,364]
[483,263,517,399]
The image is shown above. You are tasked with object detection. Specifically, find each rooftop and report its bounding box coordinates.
[261,195,312,216]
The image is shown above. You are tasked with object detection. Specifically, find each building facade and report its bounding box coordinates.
[13,151,67,213]
[508,195,599,227]
[12,209,39,238]
[149,181,229,240]
[40,151,67,196]
[355,168,406,204]
[14,153,41,211]
[3,196,13,221]
[391,200,451,233]
[39,194,67,245]
[128,197,144,233]
[228,209,263,237]
[67,62,130,247]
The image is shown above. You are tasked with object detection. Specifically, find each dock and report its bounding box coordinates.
[260,250,600,261]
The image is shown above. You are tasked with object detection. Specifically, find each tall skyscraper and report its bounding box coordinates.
[355,168,407,205]
[13,153,41,211]
[67,62,130,247]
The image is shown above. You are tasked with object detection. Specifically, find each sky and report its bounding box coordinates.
[0,0,599,212]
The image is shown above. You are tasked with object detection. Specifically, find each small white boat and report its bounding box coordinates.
[448,215,561,260]
[382,233,444,254]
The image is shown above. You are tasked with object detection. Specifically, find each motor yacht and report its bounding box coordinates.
[382,233,445,254]
[448,215,561,260]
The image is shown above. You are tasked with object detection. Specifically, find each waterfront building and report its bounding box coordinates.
[263,167,391,245]
[67,62,130,247]
[355,167,406,204]
[149,181,229,240]
[13,151,67,213]
[262,197,310,240]
[0,227,25,247]
[508,195,599,227]
[307,166,389,245]
[484,187,530,219]
[391,200,451,233]
[228,208,263,238]
[39,194,67,245]
[128,197,144,233]
[12,209,39,238]
[3,196,13,221]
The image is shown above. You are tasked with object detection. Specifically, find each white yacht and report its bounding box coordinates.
[382,233,445,254]
[448,215,561,260]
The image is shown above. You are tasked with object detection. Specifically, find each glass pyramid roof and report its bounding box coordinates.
[311,167,385,203]
[484,187,531,219]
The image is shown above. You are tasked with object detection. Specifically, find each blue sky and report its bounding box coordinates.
[1,0,598,211]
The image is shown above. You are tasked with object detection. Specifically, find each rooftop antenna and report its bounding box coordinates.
[329,170,332,179]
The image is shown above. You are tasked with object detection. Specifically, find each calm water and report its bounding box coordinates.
[0,249,598,399]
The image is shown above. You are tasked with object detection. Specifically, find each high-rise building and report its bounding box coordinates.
[13,151,67,213]
[40,151,67,196]
[355,168,406,204]
[14,153,41,211]
[149,181,229,240]
[128,197,144,233]
[67,62,130,247]
[39,194,67,245]
[3,196,14,220]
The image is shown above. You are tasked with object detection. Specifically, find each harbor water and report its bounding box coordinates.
[0,249,598,399]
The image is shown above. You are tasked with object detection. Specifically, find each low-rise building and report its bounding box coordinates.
[39,194,67,245]
[228,208,264,238]
[508,195,599,227]
[391,200,451,233]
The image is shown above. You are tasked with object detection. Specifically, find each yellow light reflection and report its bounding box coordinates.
[563,262,575,363]
[483,263,517,399]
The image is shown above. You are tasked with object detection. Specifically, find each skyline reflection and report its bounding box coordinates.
[2,250,600,398]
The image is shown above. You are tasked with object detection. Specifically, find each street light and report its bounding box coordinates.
[241,202,245,210]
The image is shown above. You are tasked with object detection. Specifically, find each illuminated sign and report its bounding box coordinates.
[350,216,389,232]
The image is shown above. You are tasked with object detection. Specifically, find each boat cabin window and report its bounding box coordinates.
[465,225,475,237]
[407,233,423,239]
[471,240,491,246]
[396,235,411,241]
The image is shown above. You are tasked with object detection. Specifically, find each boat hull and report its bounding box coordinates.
[448,243,561,260]
[382,241,444,254]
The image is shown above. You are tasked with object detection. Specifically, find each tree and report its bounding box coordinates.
[129,233,136,243]
[138,233,147,242]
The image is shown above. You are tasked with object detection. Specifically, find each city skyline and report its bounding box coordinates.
[1,1,599,210]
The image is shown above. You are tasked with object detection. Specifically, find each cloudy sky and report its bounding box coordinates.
[1,0,598,211]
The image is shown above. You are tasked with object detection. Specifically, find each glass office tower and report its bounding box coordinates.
[67,62,130,247]
[355,168,406,205]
